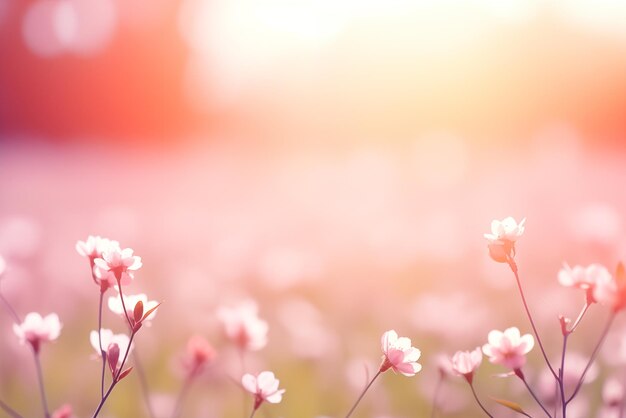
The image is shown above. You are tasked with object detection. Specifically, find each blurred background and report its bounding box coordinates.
[2,0,626,417]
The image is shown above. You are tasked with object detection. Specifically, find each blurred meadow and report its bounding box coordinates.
[2,1,626,417]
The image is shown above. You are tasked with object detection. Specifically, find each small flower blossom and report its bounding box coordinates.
[593,263,626,312]
[482,327,534,370]
[182,335,217,377]
[51,404,74,418]
[217,300,269,351]
[242,371,285,410]
[603,378,624,407]
[90,329,132,367]
[484,217,525,262]
[451,347,482,383]
[76,235,120,261]
[94,247,142,287]
[558,263,610,293]
[379,330,422,376]
[13,312,62,352]
[108,292,159,325]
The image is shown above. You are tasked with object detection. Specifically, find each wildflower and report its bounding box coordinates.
[217,300,268,351]
[242,371,285,411]
[76,235,120,262]
[90,329,132,368]
[482,327,534,370]
[379,330,422,376]
[451,347,482,384]
[484,217,525,262]
[13,312,62,353]
[559,263,610,296]
[94,246,142,287]
[182,335,216,377]
[593,263,626,313]
[108,292,159,326]
[603,378,624,407]
[51,404,73,418]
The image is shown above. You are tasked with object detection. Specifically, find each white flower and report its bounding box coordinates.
[558,263,611,291]
[108,292,159,325]
[13,312,62,351]
[380,330,422,376]
[242,371,285,409]
[482,327,534,370]
[76,236,120,260]
[217,300,268,351]
[90,329,132,368]
[484,217,525,244]
[94,247,142,286]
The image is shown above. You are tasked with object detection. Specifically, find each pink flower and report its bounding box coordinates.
[379,330,422,376]
[217,300,268,351]
[51,404,73,418]
[482,327,534,370]
[451,347,482,383]
[559,263,610,292]
[90,329,132,368]
[242,371,285,410]
[13,312,62,352]
[603,377,624,407]
[108,292,159,325]
[76,235,120,261]
[593,263,626,312]
[182,335,217,377]
[0,255,6,278]
[94,247,142,287]
[484,217,525,262]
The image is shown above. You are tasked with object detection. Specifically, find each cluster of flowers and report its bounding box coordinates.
[0,217,623,418]
[445,217,626,418]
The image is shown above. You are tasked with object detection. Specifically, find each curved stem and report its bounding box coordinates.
[33,351,50,418]
[566,313,615,405]
[0,293,20,323]
[133,351,156,418]
[568,303,590,334]
[517,370,552,418]
[171,374,194,418]
[91,331,137,418]
[430,372,445,418]
[116,280,134,329]
[248,406,257,418]
[468,383,494,418]
[559,334,569,418]
[98,291,106,398]
[344,370,382,418]
[508,258,558,379]
[0,399,25,418]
